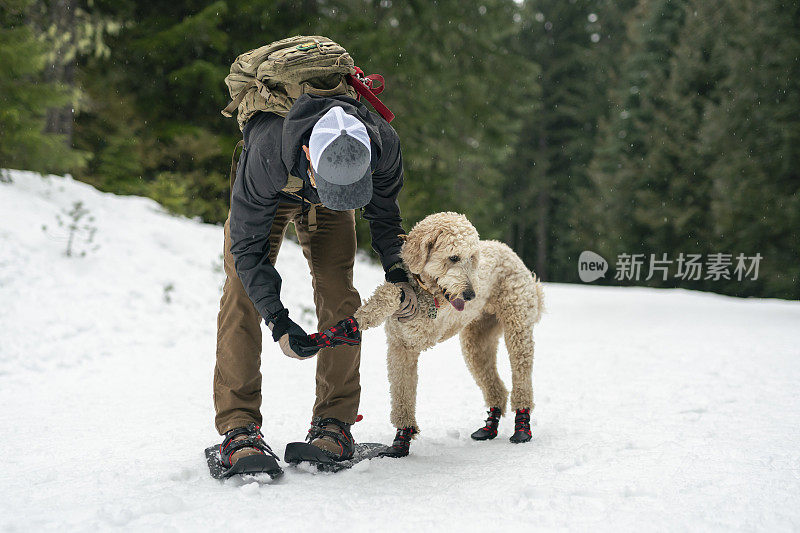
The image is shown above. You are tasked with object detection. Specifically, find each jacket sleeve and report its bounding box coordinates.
[228,141,285,322]
[364,124,405,271]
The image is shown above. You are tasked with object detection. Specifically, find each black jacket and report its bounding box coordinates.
[229,94,405,322]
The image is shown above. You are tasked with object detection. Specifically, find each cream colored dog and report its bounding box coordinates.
[353,212,544,451]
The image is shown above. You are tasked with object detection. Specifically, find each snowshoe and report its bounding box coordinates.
[284,441,390,472]
[205,423,283,480]
[379,426,417,458]
[470,407,501,440]
[509,408,532,443]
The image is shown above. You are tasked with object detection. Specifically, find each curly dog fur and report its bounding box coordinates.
[354,212,544,435]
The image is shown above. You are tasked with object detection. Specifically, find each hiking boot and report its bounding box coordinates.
[471,407,501,440]
[306,417,355,461]
[218,423,282,477]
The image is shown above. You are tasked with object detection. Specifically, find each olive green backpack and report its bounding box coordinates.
[221,35,360,130]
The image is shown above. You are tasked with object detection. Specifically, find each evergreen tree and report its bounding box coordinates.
[579,0,799,298]
[701,0,800,298]
[612,0,726,283]
[75,0,238,221]
[577,0,692,283]
[505,0,631,279]
[0,0,86,173]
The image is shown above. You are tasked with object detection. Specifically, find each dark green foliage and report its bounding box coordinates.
[579,0,799,298]
[0,0,87,173]
[505,0,633,280]
[700,0,800,298]
[579,0,696,271]
[74,0,237,222]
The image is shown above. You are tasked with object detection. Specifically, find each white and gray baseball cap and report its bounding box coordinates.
[308,106,372,211]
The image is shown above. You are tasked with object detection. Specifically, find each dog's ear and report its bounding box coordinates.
[401,225,443,274]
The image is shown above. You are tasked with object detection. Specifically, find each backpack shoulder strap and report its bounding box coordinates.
[222,82,256,118]
[229,140,245,201]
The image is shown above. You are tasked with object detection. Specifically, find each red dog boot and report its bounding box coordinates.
[510,408,532,443]
[470,407,501,440]
[379,426,417,457]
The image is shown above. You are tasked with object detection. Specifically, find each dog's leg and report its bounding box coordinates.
[353,282,402,331]
[460,313,508,415]
[386,338,421,433]
[502,315,535,412]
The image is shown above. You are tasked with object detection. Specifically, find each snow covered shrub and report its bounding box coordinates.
[42,201,99,257]
[163,283,175,304]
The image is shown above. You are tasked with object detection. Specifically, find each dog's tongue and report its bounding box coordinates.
[450,298,465,311]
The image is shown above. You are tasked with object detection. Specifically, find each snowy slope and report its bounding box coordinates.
[1,170,799,532]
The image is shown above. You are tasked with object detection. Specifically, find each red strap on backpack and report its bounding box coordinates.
[347,67,395,123]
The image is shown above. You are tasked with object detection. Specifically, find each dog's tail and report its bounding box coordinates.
[530,272,545,325]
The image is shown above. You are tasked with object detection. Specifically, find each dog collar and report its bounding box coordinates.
[410,272,439,299]
[409,272,440,319]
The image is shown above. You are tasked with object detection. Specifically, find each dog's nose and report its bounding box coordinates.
[462,288,476,301]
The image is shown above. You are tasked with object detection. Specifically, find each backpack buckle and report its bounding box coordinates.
[296,40,319,51]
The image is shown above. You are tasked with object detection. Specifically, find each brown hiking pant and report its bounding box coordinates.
[213,203,361,435]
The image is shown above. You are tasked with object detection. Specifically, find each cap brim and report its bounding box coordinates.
[315,167,372,211]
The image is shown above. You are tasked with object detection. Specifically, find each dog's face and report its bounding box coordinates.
[401,212,480,312]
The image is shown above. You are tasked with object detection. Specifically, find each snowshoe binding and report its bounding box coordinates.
[205,423,283,480]
[307,417,356,460]
[379,426,417,458]
[509,408,532,443]
[471,407,501,441]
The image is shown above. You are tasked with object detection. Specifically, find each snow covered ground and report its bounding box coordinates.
[1,169,799,532]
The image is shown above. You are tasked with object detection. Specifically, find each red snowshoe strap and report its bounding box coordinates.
[347,67,395,123]
[306,418,355,451]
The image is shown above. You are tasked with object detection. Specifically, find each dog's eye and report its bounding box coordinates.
[449,255,460,262]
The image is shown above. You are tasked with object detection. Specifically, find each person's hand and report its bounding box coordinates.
[267,309,320,359]
[393,281,418,322]
[385,262,418,322]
